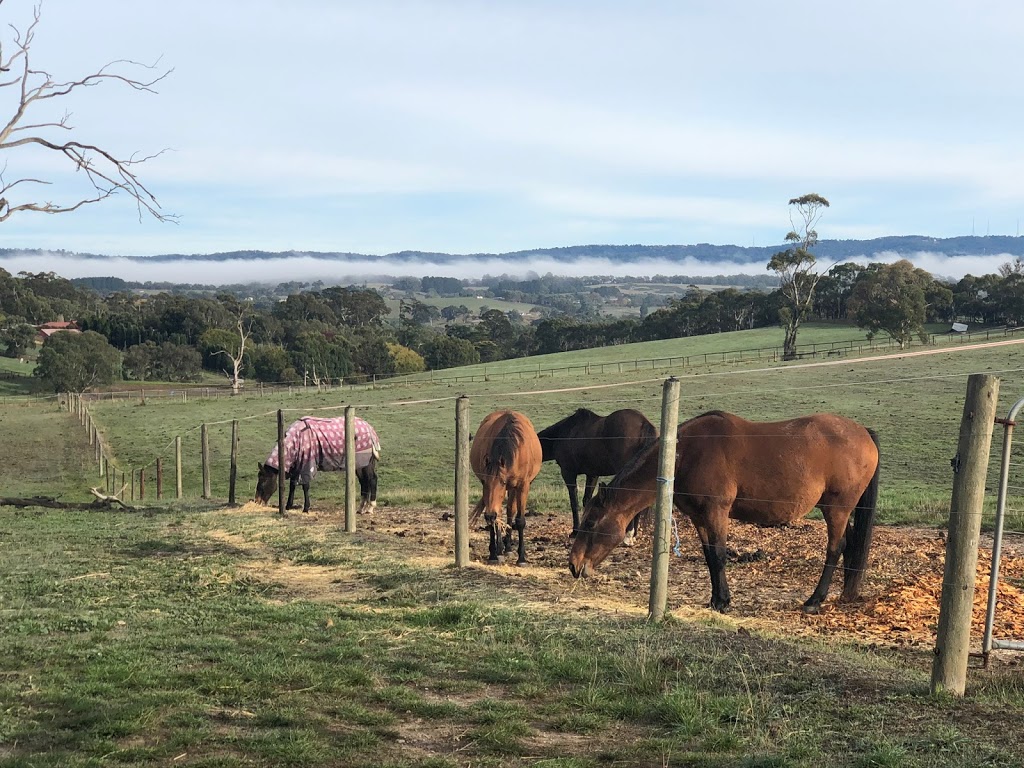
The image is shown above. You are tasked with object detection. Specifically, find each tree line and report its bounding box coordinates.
[3,254,1024,394]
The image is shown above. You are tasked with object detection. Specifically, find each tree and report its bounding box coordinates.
[322,286,390,328]
[848,260,931,349]
[387,342,426,374]
[0,320,35,356]
[213,296,253,393]
[422,335,479,370]
[767,193,830,359]
[35,330,120,392]
[353,337,396,377]
[0,3,173,222]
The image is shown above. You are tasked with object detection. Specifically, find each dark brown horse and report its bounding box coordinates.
[569,410,880,613]
[537,408,657,538]
[470,410,543,564]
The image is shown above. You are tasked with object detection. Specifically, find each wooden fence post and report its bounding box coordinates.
[930,373,1000,696]
[229,419,239,505]
[139,468,146,501]
[649,377,681,621]
[201,424,211,499]
[455,396,470,566]
[277,410,286,515]
[175,436,183,499]
[156,457,163,500]
[345,406,356,533]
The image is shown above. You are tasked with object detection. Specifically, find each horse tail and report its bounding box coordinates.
[842,428,880,599]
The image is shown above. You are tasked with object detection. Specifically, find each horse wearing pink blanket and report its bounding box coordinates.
[254,416,381,513]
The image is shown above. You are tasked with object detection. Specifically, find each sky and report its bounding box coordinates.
[1,0,1022,281]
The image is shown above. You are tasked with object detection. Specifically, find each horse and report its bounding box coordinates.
[537,408,658,541]
[568,410,880,614]
[254,416,381,514]
[470,410,543,564]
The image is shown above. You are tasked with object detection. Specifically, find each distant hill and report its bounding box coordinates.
[6,235,1024,269]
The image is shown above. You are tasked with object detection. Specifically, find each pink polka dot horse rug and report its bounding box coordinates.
[255,416,381,513]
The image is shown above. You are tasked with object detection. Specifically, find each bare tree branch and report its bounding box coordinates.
[0,2,175,224]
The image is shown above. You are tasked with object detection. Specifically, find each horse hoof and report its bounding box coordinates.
[801,602,822,615]
[488,556,504,565]
[516,559,527,566]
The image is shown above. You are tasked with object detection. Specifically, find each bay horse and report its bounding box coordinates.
[568,410,880,613]
[254,416,381,513]
[537,408,657,540]
[470,410,543,564]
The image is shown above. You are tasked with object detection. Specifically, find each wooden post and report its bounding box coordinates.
[931,373,1000,696]
[156,457,163,500]
[175,436,183,499]
[201,423,211,499]
[229,419,239,505]
[277,410,286,515]
[130,469,135,501]
[99,451,105,479]
[454,396,471,566]
[139,468,146,500]
[649,377,681,621]
[345,406,357,532]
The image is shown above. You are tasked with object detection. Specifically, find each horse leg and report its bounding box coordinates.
[693,513,731,612]
[356,467,369,514]
[561,467,581,536]
[285,477,298,510]
[803,512,850,613]
[512,485,528,565]
[361,456,378,514]
[301,481,312,513]
[484,511,501,563]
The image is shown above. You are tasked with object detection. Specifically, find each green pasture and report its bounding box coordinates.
[6,336,1024,765]
[79,330,1024,530]
[397,322,921,383]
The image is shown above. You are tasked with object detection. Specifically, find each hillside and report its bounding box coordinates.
[5,234,1024,273]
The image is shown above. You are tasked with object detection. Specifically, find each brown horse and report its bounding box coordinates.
[470,410,543,564]
[537,408,657,538]
[568,410,880,613]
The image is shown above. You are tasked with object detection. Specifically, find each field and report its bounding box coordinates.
[5,331,1024,765]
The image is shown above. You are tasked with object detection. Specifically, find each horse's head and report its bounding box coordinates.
[568,483,629,578]
[253,462,279,505]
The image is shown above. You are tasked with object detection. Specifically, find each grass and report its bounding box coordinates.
[83,325,1024,530]
[7,337,1024,765]
[2,496,1024,766]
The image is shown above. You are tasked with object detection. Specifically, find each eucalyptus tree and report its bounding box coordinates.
[767,193,830,359]
[0,2,173,222]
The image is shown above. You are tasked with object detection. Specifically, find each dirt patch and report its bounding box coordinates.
[207,504,1024,659]
[359,506,1024,655]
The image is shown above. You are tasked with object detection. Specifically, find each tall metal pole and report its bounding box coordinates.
[454,396,471,566]
[931,374,1000,695]
[649,377,681,621]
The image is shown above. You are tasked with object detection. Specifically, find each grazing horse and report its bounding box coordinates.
[537,408,658,541]
[569,411,880,614]
[470,410,543,564]
[254,416,381,513]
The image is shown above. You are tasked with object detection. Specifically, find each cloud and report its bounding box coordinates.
[1,249,1014,287]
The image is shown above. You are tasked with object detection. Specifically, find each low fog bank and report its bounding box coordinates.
[0,250,1016,286]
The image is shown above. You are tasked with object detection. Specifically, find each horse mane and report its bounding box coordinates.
[491,414,528,467]
[609,435,660,489]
